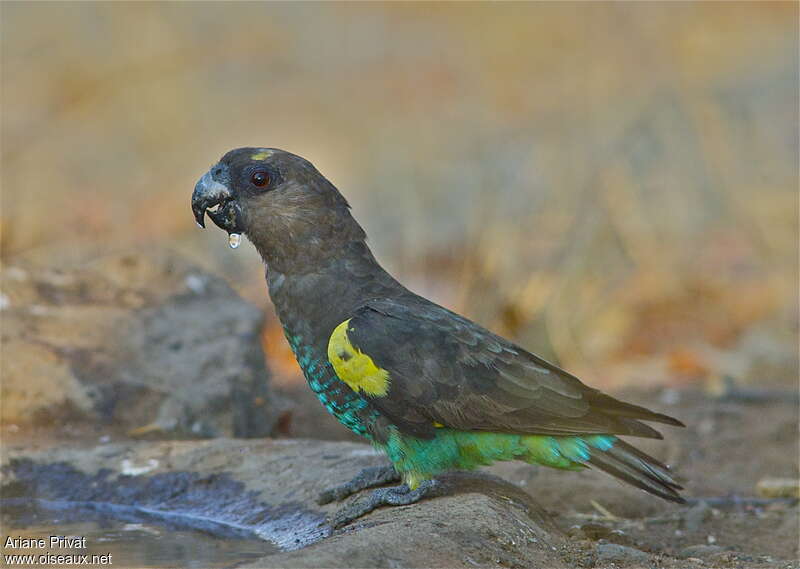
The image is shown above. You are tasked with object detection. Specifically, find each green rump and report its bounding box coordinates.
[382,427,617,486]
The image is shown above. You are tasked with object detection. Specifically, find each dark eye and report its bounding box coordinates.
[251,171,269,187]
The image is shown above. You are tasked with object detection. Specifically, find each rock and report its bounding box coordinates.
[595,543,650,565]
[678,544,725,558]
[0,251,286,438]
[1,438,570,568]
[568,523,614,541]
[567,523,632,546]
[756,478,800,499]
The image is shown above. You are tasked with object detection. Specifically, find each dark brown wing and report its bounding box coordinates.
[343,297,683,439]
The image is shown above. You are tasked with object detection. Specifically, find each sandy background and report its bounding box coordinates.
[3,2,797,388]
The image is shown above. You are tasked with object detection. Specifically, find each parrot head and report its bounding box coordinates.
[192,147,365,264]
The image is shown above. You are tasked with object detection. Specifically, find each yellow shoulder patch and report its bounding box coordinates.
[250,149,273,161]
[328,319,390,397]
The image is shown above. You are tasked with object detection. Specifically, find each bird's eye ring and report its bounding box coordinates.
[251,171,269,187]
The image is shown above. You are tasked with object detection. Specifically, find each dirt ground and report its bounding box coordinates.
[276,381,799,567]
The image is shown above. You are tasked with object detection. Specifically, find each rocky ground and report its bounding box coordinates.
[1,251,797,568]
[2,383,797,568]
[0,252,289,438]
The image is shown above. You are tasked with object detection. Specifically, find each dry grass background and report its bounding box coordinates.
[2,2,797,389]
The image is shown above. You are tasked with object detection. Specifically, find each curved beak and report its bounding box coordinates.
[191,164,244,233]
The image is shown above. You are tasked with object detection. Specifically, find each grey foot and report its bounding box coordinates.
[331,479,440,528]
[317,465,401,505]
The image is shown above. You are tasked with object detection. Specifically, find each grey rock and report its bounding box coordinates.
[595,543,650,564]
[678,544,725,558]
[1,438,570,568]
[0,251,286,438]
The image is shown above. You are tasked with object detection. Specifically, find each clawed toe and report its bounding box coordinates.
[316,465,400,505]
[317,485,351,505]
[330,479,440,528]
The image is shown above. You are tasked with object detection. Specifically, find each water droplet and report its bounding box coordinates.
[228,233,241,249]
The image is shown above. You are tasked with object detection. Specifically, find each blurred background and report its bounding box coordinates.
[3,6,799,564]
[3,2,797,390]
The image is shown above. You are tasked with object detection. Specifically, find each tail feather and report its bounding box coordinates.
[588,439,685,503]
[587,391,686,428]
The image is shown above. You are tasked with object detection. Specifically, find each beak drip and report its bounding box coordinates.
[191,167,244,233]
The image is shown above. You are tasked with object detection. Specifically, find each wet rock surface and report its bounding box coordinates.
[2,440,330,550]
[0,251,286,438]
[1,439,570,568]
[2,432,797,569]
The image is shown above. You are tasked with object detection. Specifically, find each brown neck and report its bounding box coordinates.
[264,239,407,352]
[245,206,367,275]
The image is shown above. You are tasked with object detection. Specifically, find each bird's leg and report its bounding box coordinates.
[330,479,440,528]
[317,465,401,505]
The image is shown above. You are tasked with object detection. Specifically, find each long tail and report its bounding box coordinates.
[405,430,686,503]
[586,439,685,503]
[521,434,685,503]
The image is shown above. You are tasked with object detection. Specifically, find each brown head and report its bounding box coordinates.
[192,148,366,271]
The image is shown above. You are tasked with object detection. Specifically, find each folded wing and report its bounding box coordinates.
[331,297,683,440]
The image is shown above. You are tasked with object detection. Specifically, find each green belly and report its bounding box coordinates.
[382,426,616,489]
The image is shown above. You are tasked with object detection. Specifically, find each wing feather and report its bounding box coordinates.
[333,297,682,439]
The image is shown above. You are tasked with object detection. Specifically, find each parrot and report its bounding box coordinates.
[191,147,685,526]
